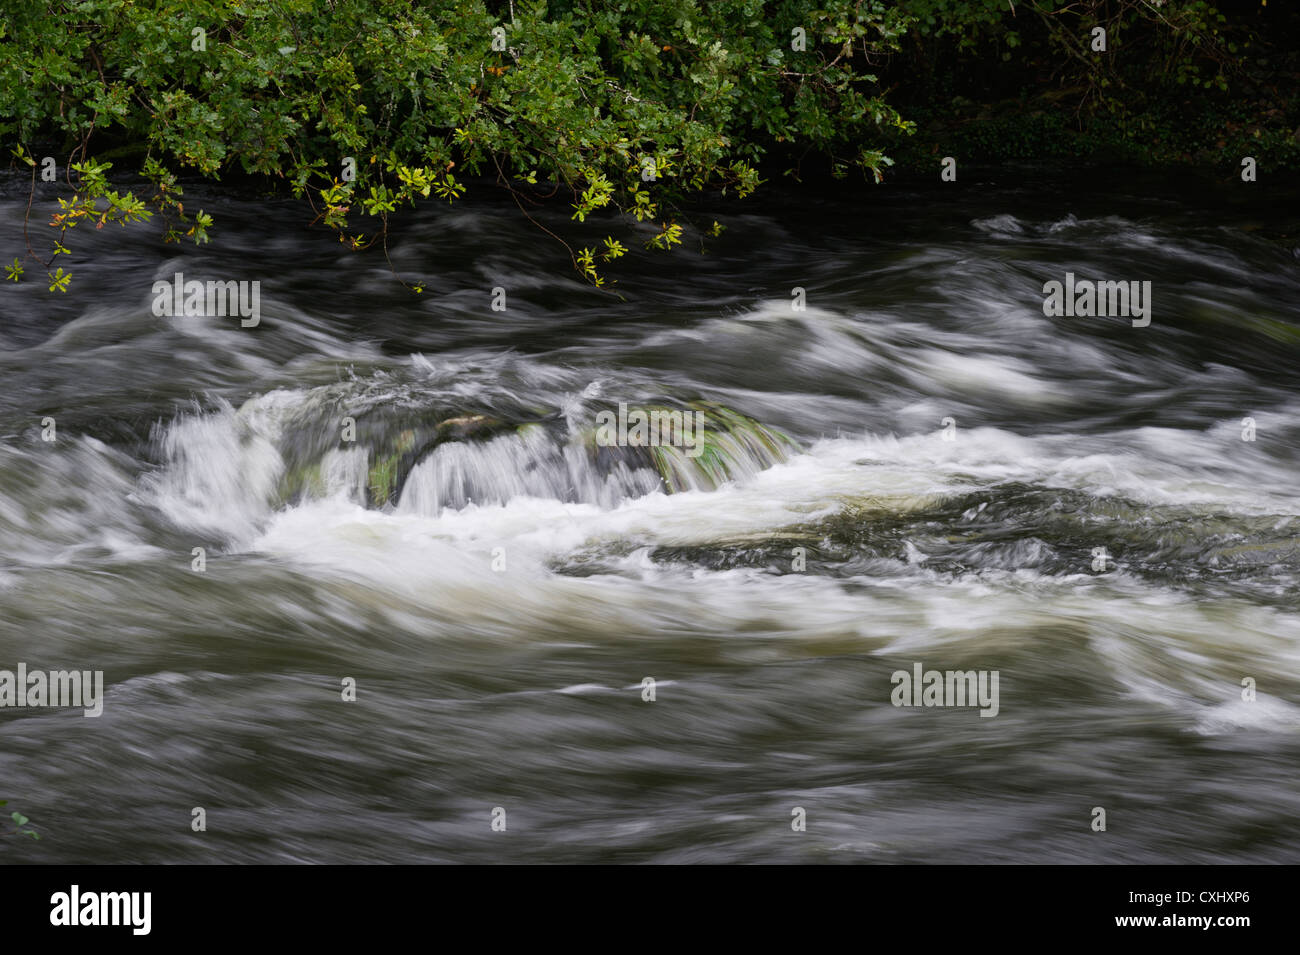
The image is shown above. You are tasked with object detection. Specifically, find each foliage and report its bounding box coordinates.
[1,1,1295,288]
[0,0,914,288]
[0,801,40,840]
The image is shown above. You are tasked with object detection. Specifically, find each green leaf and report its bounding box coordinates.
[47,268,72,293]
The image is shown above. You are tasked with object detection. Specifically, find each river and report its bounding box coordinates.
[1,165,1298,863]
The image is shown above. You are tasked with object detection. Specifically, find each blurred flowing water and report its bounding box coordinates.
[1,166,1298,863]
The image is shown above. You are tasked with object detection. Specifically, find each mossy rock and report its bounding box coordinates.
[370,415,517,507]
[579,401,798,493]
[367,428,417,507]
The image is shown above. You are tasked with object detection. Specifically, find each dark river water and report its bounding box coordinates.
[1,166,1298,863]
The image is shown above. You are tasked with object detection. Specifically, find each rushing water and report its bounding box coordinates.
[1,166,1298,864]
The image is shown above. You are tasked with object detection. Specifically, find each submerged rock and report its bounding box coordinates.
[271,395,798,513]
[578,401,797,493]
